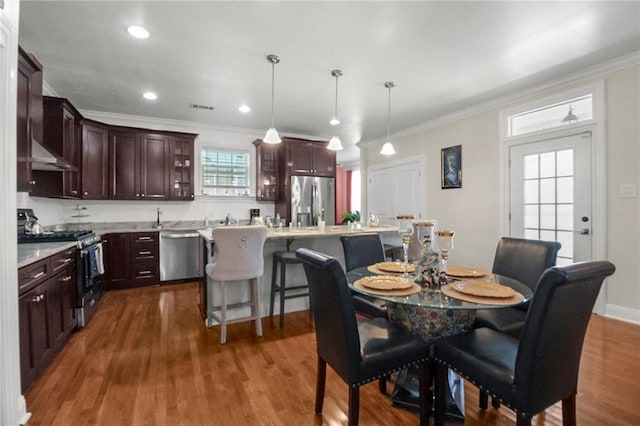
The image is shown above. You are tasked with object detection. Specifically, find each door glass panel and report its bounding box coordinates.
[540,205,556,229]
[524,180,539,203]
[540,152,555,177]
[540,178,555,203]
[540,229,556,242]
[557,177,573,203]
[557,149,573,176]
[525,229,539,239]
[557,230,574,259]
[524,154,539,179]
[524,205,539,228]
[557,205,573,230]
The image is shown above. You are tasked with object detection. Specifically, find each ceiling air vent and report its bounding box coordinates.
[190,103,215,111]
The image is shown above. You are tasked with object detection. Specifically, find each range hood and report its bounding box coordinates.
[31,139,77,171]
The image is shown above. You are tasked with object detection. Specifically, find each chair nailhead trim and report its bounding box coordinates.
[352,356,430,387]
[433,357,532,418]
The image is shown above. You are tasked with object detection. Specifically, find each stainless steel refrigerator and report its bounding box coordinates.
[290,176,335,227]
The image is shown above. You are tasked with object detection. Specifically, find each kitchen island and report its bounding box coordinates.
[198,225,400,327]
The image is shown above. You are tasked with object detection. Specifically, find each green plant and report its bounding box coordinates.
[341,210,361,223]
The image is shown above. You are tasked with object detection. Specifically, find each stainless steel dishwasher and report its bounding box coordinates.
[159,229,202,281]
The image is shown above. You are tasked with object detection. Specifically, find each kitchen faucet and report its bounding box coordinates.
[154,208,162,228]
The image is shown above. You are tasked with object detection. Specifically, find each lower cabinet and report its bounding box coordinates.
[103,231,159,290]
[18,251,77,392]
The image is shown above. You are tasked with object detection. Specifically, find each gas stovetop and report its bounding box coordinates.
[18,230,94,243]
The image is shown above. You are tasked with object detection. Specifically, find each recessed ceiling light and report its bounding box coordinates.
[143,92,157,100]
[127,25,149,39]
[238,105,251,113]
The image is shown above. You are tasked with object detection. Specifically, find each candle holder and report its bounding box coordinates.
[397,215,415,277]
[436,230,455,287]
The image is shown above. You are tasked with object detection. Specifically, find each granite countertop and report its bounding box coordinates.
[198,225,399,242]
[18,241,78,268]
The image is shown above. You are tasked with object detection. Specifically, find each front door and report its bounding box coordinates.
[509,132,593,266]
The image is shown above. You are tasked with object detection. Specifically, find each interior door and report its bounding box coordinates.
[509,132,593,266]
[367,158,424,225]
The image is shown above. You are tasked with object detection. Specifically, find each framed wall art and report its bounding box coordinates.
[441,145,462,189]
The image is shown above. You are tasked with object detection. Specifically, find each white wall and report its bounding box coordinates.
[362,59,640,322]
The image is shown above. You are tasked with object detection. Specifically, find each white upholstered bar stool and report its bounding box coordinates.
[205,225,268,344]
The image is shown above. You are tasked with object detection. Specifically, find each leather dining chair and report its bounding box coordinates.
[474,237,562,337]
[205,225,268,344]
[295,248,431,426]
[432,260,615,426]
[340,234,388,319]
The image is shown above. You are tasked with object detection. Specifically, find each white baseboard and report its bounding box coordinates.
[605,303,640,325]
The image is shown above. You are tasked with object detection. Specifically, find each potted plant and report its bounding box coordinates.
[341,210,361,224]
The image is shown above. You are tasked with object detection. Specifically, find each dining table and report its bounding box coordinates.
[347,264,533,418]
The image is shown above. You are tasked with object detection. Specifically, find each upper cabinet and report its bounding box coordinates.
[81,120,109,200]
[171,136,195,200]
[286,138,335,177]
[253,139,280,201]
[32,97,83,198]
[109,128,194,201]
[16,47,43,192]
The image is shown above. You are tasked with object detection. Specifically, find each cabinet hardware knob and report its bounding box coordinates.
[29,180,36,185]
[84,191,88,196]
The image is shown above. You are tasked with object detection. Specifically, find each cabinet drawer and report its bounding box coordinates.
[50,248,76,273]
[131,243,158,261]
[19,258,50,294]
[131,262,159,286]
[130,232,158,244]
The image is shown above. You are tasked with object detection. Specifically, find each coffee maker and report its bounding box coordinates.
[250,209,260,225]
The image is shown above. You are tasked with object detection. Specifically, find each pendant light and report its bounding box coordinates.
[380,81,396,156]
[263,54,281,144]
[562,104,578,123]
[327,69,344,151]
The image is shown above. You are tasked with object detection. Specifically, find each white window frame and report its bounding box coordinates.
[198,146,252,197]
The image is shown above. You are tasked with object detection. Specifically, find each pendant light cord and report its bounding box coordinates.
[271,61,276,128]
[387,84,392,140]
[334,74,339,120]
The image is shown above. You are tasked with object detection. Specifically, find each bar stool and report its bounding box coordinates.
[269,250,309,327]
[206,225,268,344]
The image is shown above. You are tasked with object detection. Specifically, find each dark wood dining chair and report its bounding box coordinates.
[295,248,431,426]
[340,234,388,319]
[433,260,615,426]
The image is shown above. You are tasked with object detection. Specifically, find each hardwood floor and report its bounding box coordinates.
[25,282,640,425]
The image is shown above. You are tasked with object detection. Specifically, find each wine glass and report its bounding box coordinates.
[436,230,455,285]
[397,215,415,277]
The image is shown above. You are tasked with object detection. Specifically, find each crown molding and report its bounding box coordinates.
[358,50,640,149]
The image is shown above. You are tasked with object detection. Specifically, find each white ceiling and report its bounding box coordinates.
[18,1,640,163]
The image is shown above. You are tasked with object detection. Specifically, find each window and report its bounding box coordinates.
[200,148,250,196]
[508,94,593,137]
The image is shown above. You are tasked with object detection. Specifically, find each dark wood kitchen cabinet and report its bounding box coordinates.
[103,232,159,290]
[253,139,281,201]
[32,97,83,198]
[109,130,171,200]
[18,249,77,392]
[81,120,110,199]
[171,136,195,200]
[16,47,43,193]
[287,138,335,177]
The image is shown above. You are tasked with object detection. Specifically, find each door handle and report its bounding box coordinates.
[577,228,590,235]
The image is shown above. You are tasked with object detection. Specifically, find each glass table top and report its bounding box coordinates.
[347,266,533,310]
